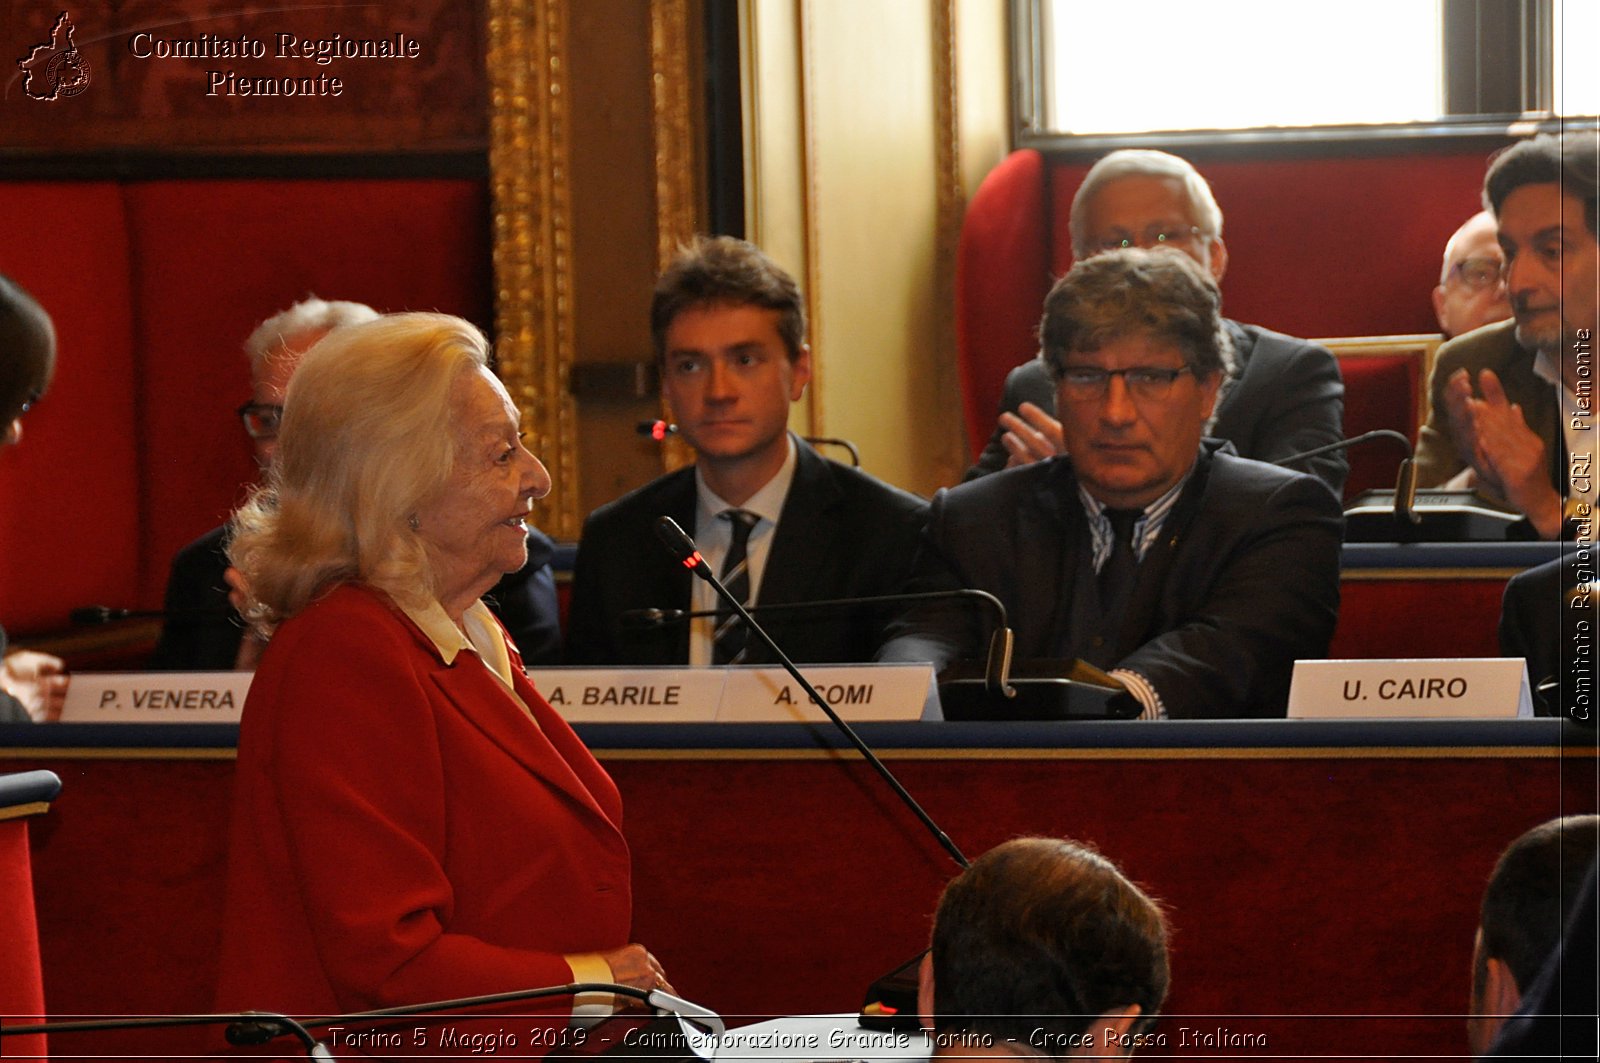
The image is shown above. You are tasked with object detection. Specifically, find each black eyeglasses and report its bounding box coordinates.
[1058,365,1196,401]
[236,402,284,440]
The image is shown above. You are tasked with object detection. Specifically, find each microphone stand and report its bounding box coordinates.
[653,516,968,871]
[1275,429,1420,526]
[653,516,969,1034]
[3,984,724,1061]
[622,589,1017,696]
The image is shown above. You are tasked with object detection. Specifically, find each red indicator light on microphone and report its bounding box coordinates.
[681,551,705,570]
[652,421,669,441]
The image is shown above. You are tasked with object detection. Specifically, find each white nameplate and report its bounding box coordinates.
[61,672,252,723]
[1287,659,1533,719]
[719,665,937,723]
[529,668,725,723]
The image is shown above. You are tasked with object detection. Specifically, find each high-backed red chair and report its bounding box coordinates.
[955,148,1052,458]
[0,769,61,1059]
[955,149,1478,495]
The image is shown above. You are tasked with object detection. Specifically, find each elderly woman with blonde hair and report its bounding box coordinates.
[215,312,668,1018]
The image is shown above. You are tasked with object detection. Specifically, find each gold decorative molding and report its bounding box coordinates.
[796,0,823,435]
[487,0,580,539]
[650,0,704,473]
[650,0,703,270]
[932,0,965,478]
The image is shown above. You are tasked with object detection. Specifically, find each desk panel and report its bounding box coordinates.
[2,721,1594,1060]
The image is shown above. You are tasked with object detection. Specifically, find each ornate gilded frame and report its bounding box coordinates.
[487,0,702,538]
[486,0,578,537]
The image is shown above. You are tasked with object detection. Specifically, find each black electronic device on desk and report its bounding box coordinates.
[937,658,1138,720]
[1344,488,1523,542]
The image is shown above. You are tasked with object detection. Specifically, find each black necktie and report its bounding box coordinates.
[1097,508,1143,615]
[713,509,759,664]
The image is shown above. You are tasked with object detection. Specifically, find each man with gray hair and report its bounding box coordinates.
[882,250,1342,718]
[151,297,564,669]
[966,149,1346,494]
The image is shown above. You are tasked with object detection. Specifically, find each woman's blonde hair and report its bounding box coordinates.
[228,312,490,627]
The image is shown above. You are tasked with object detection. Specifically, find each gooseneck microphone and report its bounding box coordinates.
[651,516,969,870]
[620,588,1016,696]
[1274,428,1420,525]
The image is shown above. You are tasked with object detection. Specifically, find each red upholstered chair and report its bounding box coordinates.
[1320,335,1440,497]
[0,770,61,1059]
[956,148,1051,459]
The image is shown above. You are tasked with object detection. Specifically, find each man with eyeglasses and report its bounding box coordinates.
[965,149,1346,495]
[0,273,69,722]
[1415,132,1599,542]
[881,250,1342,719]
[150,297,565,670]
[1433,211,1511,340]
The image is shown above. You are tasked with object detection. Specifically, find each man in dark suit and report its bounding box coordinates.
[882,250,1342,719]
[1499,552,1595,721]
[966,149,1346,494]
[566,236,925,665]
[0,273,67,722]
[1414,132,1599,542]
[151,297,563,669]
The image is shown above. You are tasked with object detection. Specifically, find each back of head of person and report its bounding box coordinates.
[920,836,1170,1060]
[1469,814,1600,1056]
[0,272,56,449]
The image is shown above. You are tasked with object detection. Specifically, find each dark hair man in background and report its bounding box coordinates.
[566,235,925,666]
[1468,815,1599,1057]
[881,250,1342,718]
[919,837,1169,1060]
[0,273,67,722]
[966,148,1346,494]
[1415,132,1599,540]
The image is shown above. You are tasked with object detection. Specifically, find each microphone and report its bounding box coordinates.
[652,516,968,869]
[637,419,677,441]
[619,589,1016,695]
[232,982,723,1061]
[1278,431,1519,540]
[637,422,863,467]
[71,604,233,625]
[653,515,969,1034]
[1274,429,1420,526]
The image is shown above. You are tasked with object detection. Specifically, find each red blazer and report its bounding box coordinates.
[215,584,631,1017]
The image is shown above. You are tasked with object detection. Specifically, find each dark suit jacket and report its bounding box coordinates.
[150,523,565,670]
[883,442,1344,718]
[1499,552,1593,720]
[216,583,630,1016]
[0,625,26,722]
[566,438,927,665]
[1414,319,1563,496]
[966,319,1348,493]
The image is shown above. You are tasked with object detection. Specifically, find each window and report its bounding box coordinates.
[1015,0,1598,147]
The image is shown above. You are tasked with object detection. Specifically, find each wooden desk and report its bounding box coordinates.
[2,719,1594,1059]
